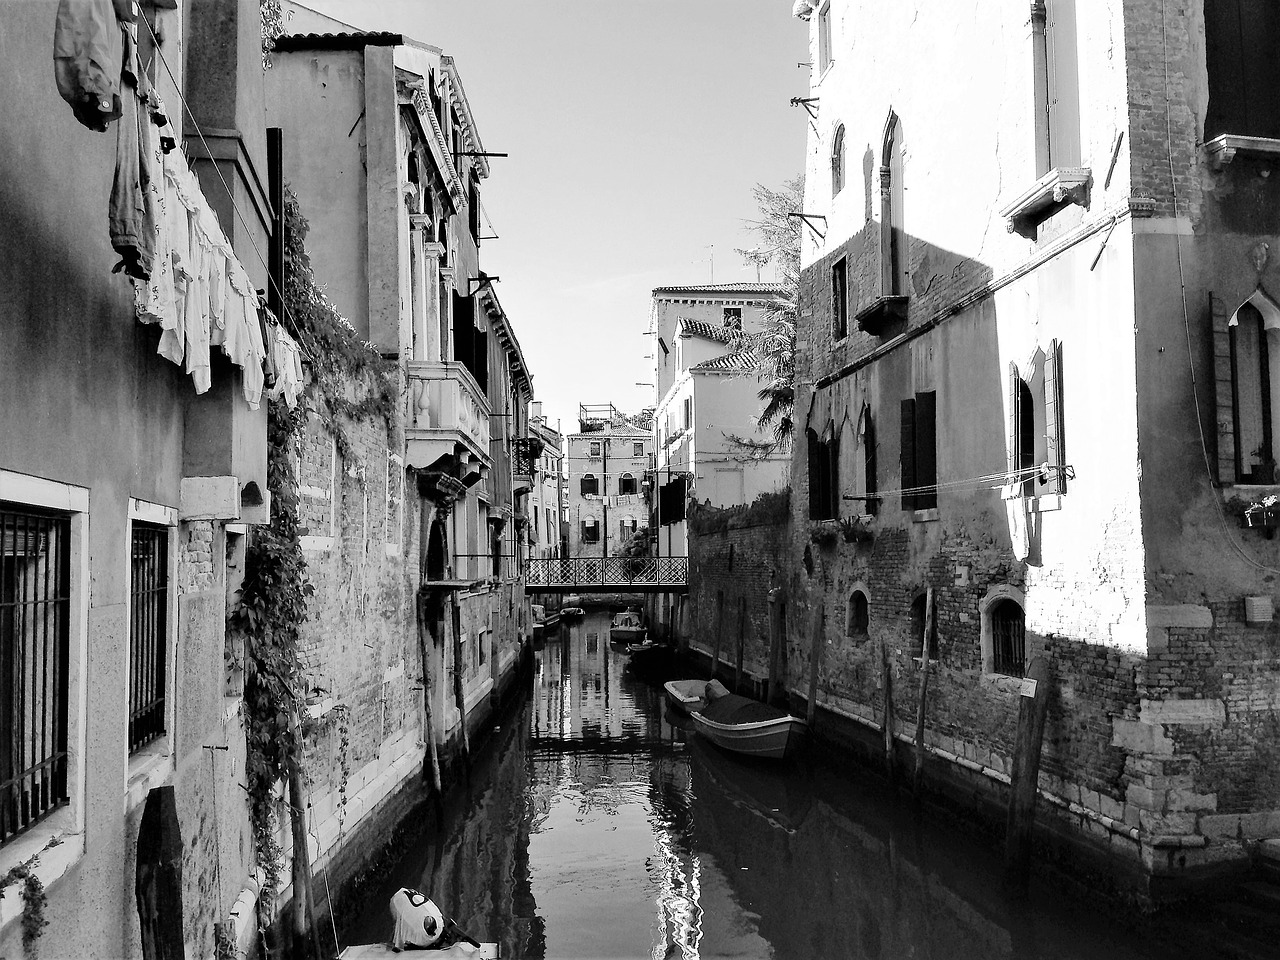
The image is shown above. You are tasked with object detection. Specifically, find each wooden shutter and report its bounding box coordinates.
[861,406,878,516]
[1044,340,1066,494]
[828,433,841,519]
[1046,0,1082,167]
[1210,292,1239,483]
[900,398,917,511]
[915,391,937,509]
[808,430,822,519]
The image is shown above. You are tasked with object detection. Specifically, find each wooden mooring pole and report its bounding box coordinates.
[766,588,782,704]
[735,597,746,693]
[806,603,825,725]
[913,586,934,795]
[1004,655,1052,893]
[881,640,895,782]
[711,590,725,681]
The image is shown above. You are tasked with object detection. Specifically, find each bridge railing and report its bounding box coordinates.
[526,556,688,588]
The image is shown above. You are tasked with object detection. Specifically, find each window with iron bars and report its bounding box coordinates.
[129,523,168,753]
[1,504,71,845]
[990,599,1026,677]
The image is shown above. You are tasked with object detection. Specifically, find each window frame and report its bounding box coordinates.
[831,123,846,197]
[127,510,175,756]
[618,472,638,496]
[0,470,89,899]
[832,256,848,340]
[589,441,602,458]
[817,1,833,75]
[980,585,1027,677]
[846,583,870,639]
[901,391,937,513]
[580,473,599,497]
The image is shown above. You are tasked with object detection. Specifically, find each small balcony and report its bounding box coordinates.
[512,436,544,495]
[406,361,492,485]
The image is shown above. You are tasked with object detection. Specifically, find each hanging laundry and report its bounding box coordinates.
[53,0,124,132]
[108,11,156,280]
[133,120,174,328]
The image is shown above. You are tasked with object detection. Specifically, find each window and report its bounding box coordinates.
[900,391,937,511]
[683,397,692,430]
[847,589,869,638]
[909,593,938,659]
[1216,294,1280,483]
[817,1,832,73]
[831,124,846,196]
[581,519,600,544]
[618,473,637,496]
[620,518,638,540]
[990,599,1026,677]
[129,523,169,753]
[633,442,645,457]
[723,307,743,331]
[843,403,879,515]
[1033,0,1082,173]
[832,256,848,339]
[469,176,481,241]
[1,503,71,844]
[881,114,906,297]
[806,428,840,520]
[580,473,599,497]
[1206,0,1280,140]
[1007,341,1066,495]
[589,441,602,458]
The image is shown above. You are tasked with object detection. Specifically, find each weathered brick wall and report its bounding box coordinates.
[178,520,217,594]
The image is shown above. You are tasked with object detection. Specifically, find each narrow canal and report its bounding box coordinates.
[346,610,1206,959]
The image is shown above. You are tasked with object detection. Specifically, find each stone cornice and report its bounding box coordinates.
[398,80,464,210]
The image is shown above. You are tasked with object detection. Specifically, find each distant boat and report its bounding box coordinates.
[610,609,646,644]
[560,606,585,619]
[663,679,708,716]
[689,682,807,760]
[531,604,560,640]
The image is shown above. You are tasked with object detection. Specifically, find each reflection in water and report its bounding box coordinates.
[348,611,1199,960]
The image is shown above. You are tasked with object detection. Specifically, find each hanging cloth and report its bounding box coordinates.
[53,0,124,131]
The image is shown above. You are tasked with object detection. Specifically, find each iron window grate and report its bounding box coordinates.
[129,523,168,753]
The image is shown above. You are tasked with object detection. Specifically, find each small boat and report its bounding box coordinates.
[531,604,561,640]
[610,609,646,643]
[663,679,709,716]
[560,606,585,619]
[341,888,498,958]
[689,682,807,760]
[625,639,658,655]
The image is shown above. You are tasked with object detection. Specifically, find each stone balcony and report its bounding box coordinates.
[406,360,492,485]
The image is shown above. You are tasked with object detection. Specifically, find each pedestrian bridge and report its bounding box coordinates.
[525,557,688,593]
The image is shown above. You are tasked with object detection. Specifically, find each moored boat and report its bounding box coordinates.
[689,686,807,760]
[663,678,708,715]
[560,606,585,619]
[341,888,497,958]
[609,608,646,643]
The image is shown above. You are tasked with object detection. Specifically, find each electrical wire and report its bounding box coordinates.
[1161,0,1280,575]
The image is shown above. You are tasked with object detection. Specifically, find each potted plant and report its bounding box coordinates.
[810,520,840,546]
[839,515,875,544]
[1244,495,1280,529]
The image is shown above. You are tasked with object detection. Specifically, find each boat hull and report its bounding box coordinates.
[689,711,807,760]
[663,679,707,716]
[341,943,498,959]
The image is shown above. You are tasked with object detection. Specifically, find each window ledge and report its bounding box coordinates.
[912,508,940,523]
[855,295,909,335]
[1204,134,1280,172]
[999,166,1092,238]
[126,743,175,812]
[0,821,83,932]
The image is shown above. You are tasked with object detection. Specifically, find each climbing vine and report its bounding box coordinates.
[0,854,49,956]
[228,185,397,943]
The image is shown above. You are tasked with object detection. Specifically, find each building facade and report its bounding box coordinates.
[650,283,791,561]
[1,1,290,956]
[564,405,654,558]
[527,405,565,561]
[269,2,537,793]
[782,0,1280,892]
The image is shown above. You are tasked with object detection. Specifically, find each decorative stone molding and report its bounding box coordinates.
[1128,196,1157,217]
[1204,133,1280,171]
[999,166,1092,237]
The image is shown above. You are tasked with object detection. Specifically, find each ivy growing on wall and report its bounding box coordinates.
[0,853,50,956]
[228,185,398,948]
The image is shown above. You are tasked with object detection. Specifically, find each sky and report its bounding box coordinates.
[292,1,810,432]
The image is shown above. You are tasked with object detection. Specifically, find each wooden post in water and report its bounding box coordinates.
[1004,655,1052,893]
[913,586,934,795]
[881,640,895,781]
[711,590,725,681]
[806,603,825,725]
[735,597,746,692]
[136,785,186,960]
[766,588,782,703]
[449,592,471,766]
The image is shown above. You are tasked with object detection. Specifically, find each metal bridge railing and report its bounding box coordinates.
[526,556,688,588]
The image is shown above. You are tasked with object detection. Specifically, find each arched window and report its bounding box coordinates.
[880,111,906,297]
[831,124,846,196]
[426,518,447,581]
[581,473,599,497]
[847,589,869,638]
[989,599,1026,677]
[618,472,637,496]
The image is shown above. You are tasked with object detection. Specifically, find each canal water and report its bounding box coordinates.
[345,610,1206,959]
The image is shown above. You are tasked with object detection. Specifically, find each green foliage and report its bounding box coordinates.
[0,855,49,955]
[729,177,802,452]
[260,0,284,69]
[688,488,791,535]
[620,526,651,558]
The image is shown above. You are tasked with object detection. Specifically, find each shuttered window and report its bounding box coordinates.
[581,519,599,544]
[1045,0,1081,168]
[580,474,599,497]
[807,429,839,520]
[901,392,937,511]
[1205,0,1280,140]
[1007,342,1067,496]
[860,405,878,515]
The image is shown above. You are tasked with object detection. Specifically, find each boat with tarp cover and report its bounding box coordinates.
[689,681,807,759]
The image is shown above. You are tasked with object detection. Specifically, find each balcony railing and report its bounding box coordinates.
[406,360,492,471]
